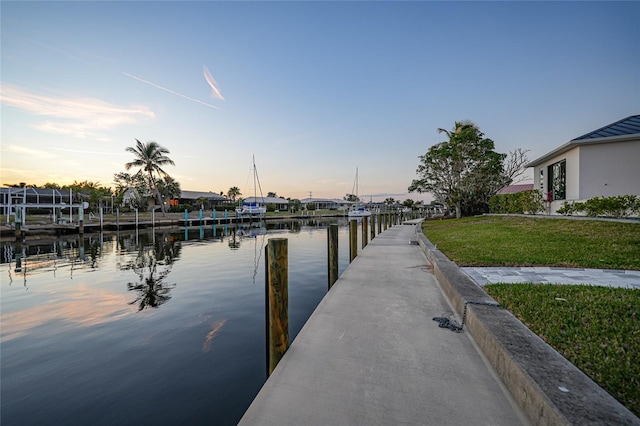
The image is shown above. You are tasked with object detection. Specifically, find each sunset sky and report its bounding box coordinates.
[1,1,638,202]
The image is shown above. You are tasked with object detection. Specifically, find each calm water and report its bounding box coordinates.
[1,219,356,426]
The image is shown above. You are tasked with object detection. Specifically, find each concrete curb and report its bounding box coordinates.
[413,224,640,426]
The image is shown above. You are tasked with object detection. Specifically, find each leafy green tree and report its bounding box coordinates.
[124,139,175,215]
[113,172,147,209]
[344,193,359,202]
[402,199,415,209]
[64,180,113,212]
[267,191,278,198]
[409,121,506,218]
[287,198,302,212]
[384,197,396,205]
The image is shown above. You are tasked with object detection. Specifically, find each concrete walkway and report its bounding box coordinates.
[239,224,529,425]
[462,267,640,289]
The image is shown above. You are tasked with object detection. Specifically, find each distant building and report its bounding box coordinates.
[526,115,640,214]
[299,198,349,210]
[176,190,230,209]
[243,196,289,211]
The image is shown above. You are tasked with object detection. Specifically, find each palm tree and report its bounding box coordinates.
[437,120,478,138]
[227,186,241,206]
[125,139,175,215]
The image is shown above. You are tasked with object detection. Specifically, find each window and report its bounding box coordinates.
[547,160,566,200]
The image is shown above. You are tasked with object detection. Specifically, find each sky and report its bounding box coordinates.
[1,1,638,203]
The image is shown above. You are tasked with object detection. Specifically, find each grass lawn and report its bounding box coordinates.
[422,215,640,270]
[422,215,640,416]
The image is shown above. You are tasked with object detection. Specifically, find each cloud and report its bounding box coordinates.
[0,83,155,139]
[203,66,225,100]
[2,144,57,159]
[122,72,221,110]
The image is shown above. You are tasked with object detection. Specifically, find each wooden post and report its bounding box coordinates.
[14,207,22,239]
[377,213,382,234]
[349,219,357,262]
[362,216,368,248]
[99,206,104,232]
[266,238,289,376]
[370,214,375,240]
[328,224,338,290]
[78,205,84,235]
[116,208,120,230]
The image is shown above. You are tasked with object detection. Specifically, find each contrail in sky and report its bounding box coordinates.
[121,72,221,110]
[203,66,225,100]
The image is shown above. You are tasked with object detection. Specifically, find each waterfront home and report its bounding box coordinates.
[526,115,640,214]
[300,198,349,211]
[176,190,230,209]
[242,196,288,211]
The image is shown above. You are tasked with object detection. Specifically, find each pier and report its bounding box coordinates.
[240,221,528,425]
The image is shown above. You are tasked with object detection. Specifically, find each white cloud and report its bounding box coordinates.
[0,83,155,139]
[203,66,225,101]
[2,144,56,159]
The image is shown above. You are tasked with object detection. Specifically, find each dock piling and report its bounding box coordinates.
[349,219,357,262]
[266,238,289,375]
[328,224,338,289]
[362,216,368,248]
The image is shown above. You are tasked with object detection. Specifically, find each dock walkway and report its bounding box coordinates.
[239,222,528,425]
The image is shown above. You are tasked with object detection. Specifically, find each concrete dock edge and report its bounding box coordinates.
[415,225,640,425]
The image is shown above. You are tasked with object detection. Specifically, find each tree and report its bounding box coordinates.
[287,198,302,212]
[157,176,181,203]
[227,186,241,202]
[384,197,396,205]
[344,193,359,202]
[267,191,278,198]
[408,121,506,218]
[125,139,175,215]
[402,199,415,209]
[64,180,113,212]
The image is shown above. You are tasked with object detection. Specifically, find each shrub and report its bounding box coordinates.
[489,190,544,214]
[558,195,639,218]
[169,204,193,213]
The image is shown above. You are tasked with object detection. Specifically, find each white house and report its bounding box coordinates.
[300,198,349,210]
[243,196,289,211]
[526,115,640,214]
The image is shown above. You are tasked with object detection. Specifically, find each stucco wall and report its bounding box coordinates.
[531,147,579,213]
[579,139,640,199]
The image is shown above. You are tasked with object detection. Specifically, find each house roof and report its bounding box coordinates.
[526,115,640,168]
[572,115,640,140]
[180,190,228,201]
[243,196,289,204]
[497,184,534,194]
[300,198,347,204]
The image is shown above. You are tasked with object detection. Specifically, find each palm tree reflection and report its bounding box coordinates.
[122,232,181,311]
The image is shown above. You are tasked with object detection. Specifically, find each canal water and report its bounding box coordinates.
[1,219,358,426]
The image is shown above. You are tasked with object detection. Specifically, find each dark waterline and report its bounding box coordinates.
[1,219,356,426]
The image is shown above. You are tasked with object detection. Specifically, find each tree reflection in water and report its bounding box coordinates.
[121,231,182,311]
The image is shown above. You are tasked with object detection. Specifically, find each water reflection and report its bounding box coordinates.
[121,232,181,311]
[1,218,352,426]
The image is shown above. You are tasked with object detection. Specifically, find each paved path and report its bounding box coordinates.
[463,267,640,289]
[240,224,529,426]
